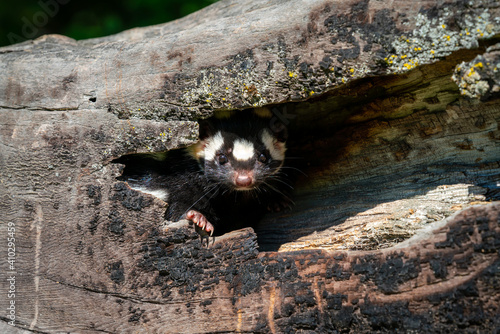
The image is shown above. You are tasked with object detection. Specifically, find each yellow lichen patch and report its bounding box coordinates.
[387,10,498,77]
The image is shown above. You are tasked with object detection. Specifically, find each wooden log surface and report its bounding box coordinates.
[0,0,499,332]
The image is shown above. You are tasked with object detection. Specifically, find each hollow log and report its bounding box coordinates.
[1,0,499,333]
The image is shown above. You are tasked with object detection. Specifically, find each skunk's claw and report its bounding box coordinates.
[186,210,214,247]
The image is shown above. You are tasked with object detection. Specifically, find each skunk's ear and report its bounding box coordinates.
[189,119,213,161]
[254,106,288,142]
[268,117,288,143]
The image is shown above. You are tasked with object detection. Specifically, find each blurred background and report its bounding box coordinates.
[0,0,219,47]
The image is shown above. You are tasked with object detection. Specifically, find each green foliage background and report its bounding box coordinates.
[0,0,218,47]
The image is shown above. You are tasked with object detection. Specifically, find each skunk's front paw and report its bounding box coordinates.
[186,210,214,235]
[186,210,214,246]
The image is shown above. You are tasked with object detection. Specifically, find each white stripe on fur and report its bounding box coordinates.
[233,139,255,161]
[202,131,224,161]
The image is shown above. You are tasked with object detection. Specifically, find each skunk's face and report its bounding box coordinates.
[199,129,286,191]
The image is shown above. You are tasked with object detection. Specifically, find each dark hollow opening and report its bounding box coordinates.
[113,47,500,251]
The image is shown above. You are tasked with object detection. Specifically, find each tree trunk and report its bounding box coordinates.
[1,0,499,333]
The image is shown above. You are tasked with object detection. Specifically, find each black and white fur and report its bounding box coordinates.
[120,109,292,242]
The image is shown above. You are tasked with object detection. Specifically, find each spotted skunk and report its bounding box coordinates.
[118,108,293,242]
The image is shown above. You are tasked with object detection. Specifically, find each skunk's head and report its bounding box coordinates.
[192,110,287,191]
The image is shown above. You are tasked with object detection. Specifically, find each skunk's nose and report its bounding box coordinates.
[234,171,254,188]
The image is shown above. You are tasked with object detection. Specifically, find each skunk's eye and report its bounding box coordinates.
[258,153,268,163]
[218,154,228,165]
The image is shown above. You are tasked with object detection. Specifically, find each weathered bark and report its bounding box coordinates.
[0,0,499,333]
